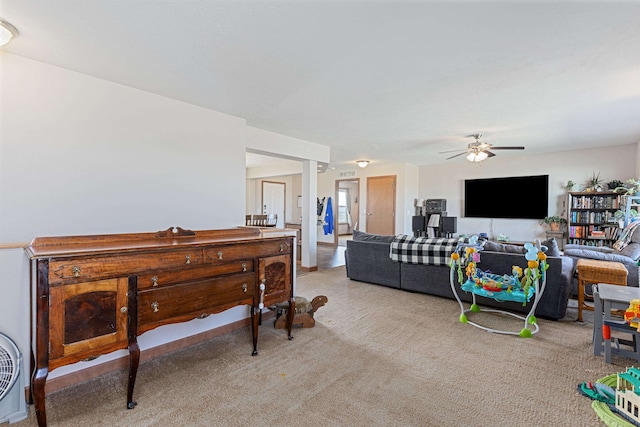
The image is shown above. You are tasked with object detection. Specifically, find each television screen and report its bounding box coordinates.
[464,175,549,219]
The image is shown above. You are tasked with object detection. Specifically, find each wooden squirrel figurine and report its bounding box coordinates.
[273,295,328,329]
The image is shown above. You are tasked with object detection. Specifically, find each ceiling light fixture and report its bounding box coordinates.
[356,160,369,168]
[0,19,18,47]
[466,151,488,162]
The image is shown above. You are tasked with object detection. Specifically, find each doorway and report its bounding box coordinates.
[261,181,285,228]
[366,175,396,236]
[334,179,360,247]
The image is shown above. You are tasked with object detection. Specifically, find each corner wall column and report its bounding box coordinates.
[301,160,318,271]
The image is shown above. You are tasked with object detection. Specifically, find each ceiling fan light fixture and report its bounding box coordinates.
[356,160,369,168]
[0,19,18,46]
[466,151,488,162]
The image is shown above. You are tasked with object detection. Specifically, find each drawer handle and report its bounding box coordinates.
[185,255,191,264]
[217,251,223,260]
[242,283,248,293]
[279,244,284,252]
[151,276,159,287]
[259,280,266,309]
[242,262,247,272]
[151,302,159,313]
[72,266,81,278]
[120,306,128,313]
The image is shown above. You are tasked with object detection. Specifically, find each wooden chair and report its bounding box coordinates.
[265,214,278,227]
[245,214,252,226]
[252,214,267,226]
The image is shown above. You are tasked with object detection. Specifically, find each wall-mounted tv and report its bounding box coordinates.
[464,175,549,220]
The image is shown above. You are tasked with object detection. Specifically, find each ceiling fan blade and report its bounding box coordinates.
[446,152,468,160]
[484,150,496,157]
[490,146,525,150]
[439,148,466,154]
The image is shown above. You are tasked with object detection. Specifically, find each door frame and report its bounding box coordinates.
[334,178,360,246]
[261,180,286,227]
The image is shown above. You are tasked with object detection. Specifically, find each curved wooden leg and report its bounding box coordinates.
[251,306,259,356]
[127,340,140,409]
[127,275,139,409]
[32,367,48,427]
[287,298,295,340]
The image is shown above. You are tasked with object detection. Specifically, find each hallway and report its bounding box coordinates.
[316,244,346,269]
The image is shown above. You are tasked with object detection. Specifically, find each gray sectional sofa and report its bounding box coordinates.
[345,231,575,320]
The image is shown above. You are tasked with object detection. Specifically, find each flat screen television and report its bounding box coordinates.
[464,175,549,219]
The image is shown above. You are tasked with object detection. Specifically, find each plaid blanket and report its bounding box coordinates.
[389,235,459,265]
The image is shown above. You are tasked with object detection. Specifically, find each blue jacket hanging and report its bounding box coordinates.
[323,196,334,235]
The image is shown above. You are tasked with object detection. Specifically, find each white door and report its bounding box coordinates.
[262,181,285,228]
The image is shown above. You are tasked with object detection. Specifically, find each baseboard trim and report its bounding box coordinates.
[298,265,318,272]
[33,312,275,396]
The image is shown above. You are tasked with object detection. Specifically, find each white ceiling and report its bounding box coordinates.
[3,1,640,168]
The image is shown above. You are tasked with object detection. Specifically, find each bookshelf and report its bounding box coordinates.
[567,191,621,247]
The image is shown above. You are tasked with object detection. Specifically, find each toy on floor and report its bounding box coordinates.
[579,367,640,426]
[625,299,640,331]
[272,295,328,329]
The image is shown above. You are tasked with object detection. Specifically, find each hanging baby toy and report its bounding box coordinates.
[449,236,549,337]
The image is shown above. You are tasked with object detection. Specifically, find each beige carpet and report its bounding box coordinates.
[14,266,626,426]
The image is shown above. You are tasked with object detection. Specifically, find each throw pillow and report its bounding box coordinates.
[540,238,561,257]
[620,243,640,261]
[352,229,395,244]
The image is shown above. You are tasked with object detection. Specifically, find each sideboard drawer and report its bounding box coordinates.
[48,248,205,285]
[205,239,292,264]
[136,261,254,290]
[138,272,256,329]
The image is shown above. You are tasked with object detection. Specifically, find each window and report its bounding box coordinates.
[338,189,348,223]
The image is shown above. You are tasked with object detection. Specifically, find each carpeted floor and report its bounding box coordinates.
[14,266,625,426]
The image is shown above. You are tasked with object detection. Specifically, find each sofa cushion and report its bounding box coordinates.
[482,241,525,254]
[352,229,395,244]
[563,247,635,264]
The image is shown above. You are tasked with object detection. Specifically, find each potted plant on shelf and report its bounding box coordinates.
[607,179,625,193]
[615,178,640,196]
[585,172,603,192]
[542,216,567,231]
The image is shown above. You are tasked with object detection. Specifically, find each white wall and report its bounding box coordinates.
[0,54,323,382]
[245,126,330,165]
[418,144,637,242]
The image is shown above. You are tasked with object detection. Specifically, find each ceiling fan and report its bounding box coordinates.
[440,134,525,162]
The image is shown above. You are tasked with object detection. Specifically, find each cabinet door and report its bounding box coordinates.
[49,277,129,364]
[259,254,292,307]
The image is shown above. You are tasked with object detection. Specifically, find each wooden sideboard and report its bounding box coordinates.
[25,227,295,427]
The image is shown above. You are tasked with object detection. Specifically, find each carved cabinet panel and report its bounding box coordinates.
[259,254,292,307]
[48,277,129,369]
